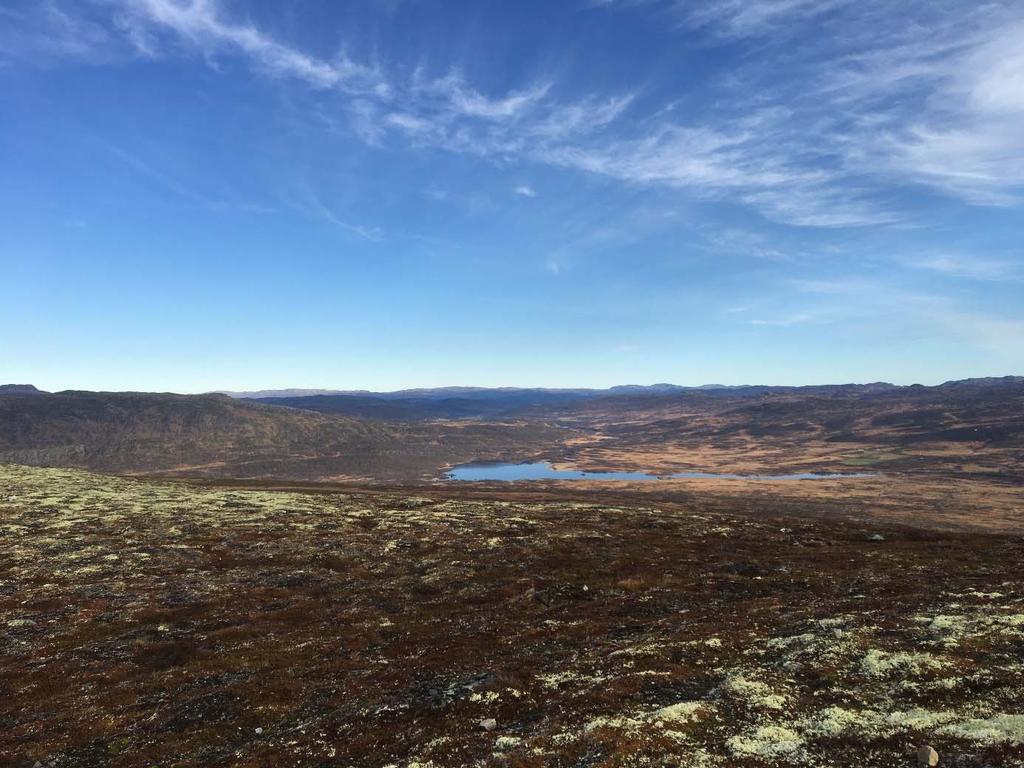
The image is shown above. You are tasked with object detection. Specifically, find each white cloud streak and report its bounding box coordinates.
[0,2,114,64]
[790,277,1024,359]
[597,0,1024,209]
[908,254,1023,281]
[114,0,386,92]
[10,0,1024,227]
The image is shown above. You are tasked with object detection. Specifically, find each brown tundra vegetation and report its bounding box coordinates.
[3,464,1024,767]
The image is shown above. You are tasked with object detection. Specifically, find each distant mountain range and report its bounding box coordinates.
[0,384,45,395]
[222,379,1024,401]
[8,377,1022,407]
[219,378,1023,422]
[1,376,1022,482]
[218,384,705,399]
[215,388,347,399]
[218,384,731,421]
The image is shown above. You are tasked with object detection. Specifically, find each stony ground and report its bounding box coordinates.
[2,465,1024,767]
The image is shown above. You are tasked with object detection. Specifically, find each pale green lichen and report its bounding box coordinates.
[609,641,667,658]
[655,701,712,726]
[722,671,789,710]
[584,713,646,733]
[494,735,522,750]
[860,649,947,677]
[537,670,608,690]
[800,707,969,742]
[801,706,883,738]
[585,700,714,735]
[940,714,1024,745]
[727,725,803,759]
[767,632,818,651]
[886,708,960,731]
[3,464,1022,766]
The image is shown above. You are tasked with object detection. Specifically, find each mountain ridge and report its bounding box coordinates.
[0,390,567,480]
[216,377,1023,401]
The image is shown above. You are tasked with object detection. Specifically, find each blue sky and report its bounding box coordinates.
[2,0,1022,392]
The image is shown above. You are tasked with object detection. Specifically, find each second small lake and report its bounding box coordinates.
[445,461,873,482]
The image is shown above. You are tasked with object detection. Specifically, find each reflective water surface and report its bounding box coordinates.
[445,461,873,482]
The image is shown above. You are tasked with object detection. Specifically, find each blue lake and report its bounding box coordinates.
[445,461,873,482]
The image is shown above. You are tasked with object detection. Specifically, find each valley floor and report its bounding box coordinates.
[2,465,1024,767]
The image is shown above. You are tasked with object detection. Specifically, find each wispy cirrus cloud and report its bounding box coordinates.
[113,0,386,93]
[0,2,114,65]
[789,276,1024,358]
[9,0,1024,229]
[809,6,1023,206]
[597,0,1024,209]
[5,0,859,225]
[589,0,853,39]
[907,254,1023,281]
[750,311,824,327]
[683,0,853,39]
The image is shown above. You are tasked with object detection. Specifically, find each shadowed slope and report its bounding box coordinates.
[0,391,569,480]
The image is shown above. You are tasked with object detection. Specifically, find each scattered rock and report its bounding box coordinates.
[480,718,497,732]
[868,533,886,542]
[254,727,263,735]
[917,745,939,766]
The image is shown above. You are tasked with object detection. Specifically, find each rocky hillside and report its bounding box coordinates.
[535,377,1024,479]
[0,391,568,480]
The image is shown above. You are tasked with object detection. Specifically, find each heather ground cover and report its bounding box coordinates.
[2,465,1023,767]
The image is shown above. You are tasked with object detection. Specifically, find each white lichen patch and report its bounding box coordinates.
[801,706,884,738]
[584,713,647,733]
[768,632,818,652]
[763,622,862,673]
[860,649,947,677]
[916,613,971,646]
[727,725,804,759]
[609,641,668,658]
[721,671,789,710]
[655,701,713,728]
[585,700,715,736]
[913,601,1024,650]
[537,670,608,689]
[885,708,960,731]
[940,714,1024,745]
[794,706,975,749]
[493,735,522,751]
